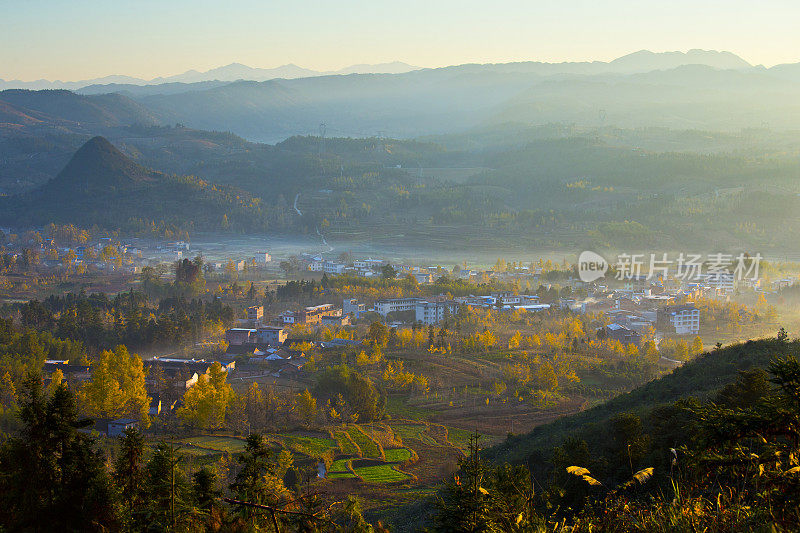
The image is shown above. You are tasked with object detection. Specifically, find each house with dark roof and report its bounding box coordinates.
[604,323,642,346]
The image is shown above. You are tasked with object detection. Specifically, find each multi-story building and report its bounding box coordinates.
[491,292,521,306]
[702,273,735,294]
[226,328,256,345]
[281,304,341,324]
[321,314,352,326]
[373,298,426,317]
[247,306,264,322]
[658,304,701,335]
[343,298,366,317]
[412,272,434,284]
[323,261,346,274]
[256,326,287,346]
[415,301,459,325]
[253,252,272,264]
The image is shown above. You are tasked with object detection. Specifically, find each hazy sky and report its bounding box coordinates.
[2,0,799,81]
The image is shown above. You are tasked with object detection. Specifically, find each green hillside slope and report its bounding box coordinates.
[485,337,790,465]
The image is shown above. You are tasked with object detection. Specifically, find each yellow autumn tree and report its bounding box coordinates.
[691,336,704,355]
[294,389,317,427]
[178,362,233,429]
[508,331,522,349]
[79,345,150,426]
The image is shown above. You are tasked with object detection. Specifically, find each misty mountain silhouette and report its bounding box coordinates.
[0,136,271,233]
[45,136,157,196]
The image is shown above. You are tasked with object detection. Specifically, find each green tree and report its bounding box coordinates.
[435,434,497,532]
[381,264,397,279]
[191,467,218,515]
[0,371,15,409]
[144,442,190,530]
[368,321,390,347]
[229,434,286,526]
[314,366,385,422]
[114,427,146,528]
[0,375,118,530]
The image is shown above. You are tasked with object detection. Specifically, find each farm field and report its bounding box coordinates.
[347,426,383,459]
[384,448,412,463]
[353,463,411,483]
[274,433,337,458]
[175,435,247,453]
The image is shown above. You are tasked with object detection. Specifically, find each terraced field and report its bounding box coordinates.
[331,429,361,456]
[278,434,336,458]
[347,426,383,459]
[390,423,438,446]
[353,464,411,483]
[383,448,413,463]
[362,423,403,448]
[327,459,356,479]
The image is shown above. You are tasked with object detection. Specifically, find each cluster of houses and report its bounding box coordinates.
[41,355,239,437]
[0,233,146,274]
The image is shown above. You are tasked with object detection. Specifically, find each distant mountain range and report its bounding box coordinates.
[0,61,421,91]
[0,49,767,91]
[2,48,800,146]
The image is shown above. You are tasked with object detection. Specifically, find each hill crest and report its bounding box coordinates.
[46,136,156,195]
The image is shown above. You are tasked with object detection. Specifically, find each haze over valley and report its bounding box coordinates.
[2,3,800,531]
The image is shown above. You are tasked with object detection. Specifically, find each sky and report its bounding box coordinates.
[2,0,799,81]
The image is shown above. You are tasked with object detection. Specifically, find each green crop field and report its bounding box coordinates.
[177,436,246,453]
[347,427,382,459]
[329,459,350,471]
[445,427,475,450]
[391,424,438,446]
[326,458,355,479]
[279,435,336,458]
[157,443,215,457]
[383,448,412,463]
[327,470,356,479]
[331,430,361,456]
[353,464,411,483]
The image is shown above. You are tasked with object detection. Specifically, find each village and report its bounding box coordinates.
[4,229,793,452]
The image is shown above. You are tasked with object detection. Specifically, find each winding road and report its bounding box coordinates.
[293,193,302,216]
[294,192,334,252]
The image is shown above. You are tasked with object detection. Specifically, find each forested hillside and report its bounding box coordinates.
[406,335,800,532]
[0,137,280,236]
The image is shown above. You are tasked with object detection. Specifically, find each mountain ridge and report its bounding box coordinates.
[46,136,157,195]
[0,136,275,234]
[0,49,762,91]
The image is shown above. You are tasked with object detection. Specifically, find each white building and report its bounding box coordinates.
[323,261,346,274]
[254,252,272,264]
[415,301,459,325]
[491,292,522,306]
[701,273,735,294]
[659,304,700,335]
[412,272,434,284]
[373,298,426,317]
